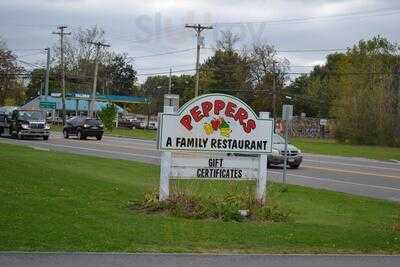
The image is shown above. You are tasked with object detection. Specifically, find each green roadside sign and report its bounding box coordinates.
[40,101,56,109]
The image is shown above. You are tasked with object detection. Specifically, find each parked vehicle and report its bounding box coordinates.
[63,117,104,140]
[268,134,303,168]
[0,107,18,135]
[118,119,135,129]
[136,120,147,129]
[147,121,158,130]
[0,109,50,140]
[228,134,303,169]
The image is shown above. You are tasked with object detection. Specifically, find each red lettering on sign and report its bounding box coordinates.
[214,100,225,115]
[190,106,204,122]
[201,101,213,117]
[234,107,248,126]
[179,98,257,134]
[243,119,256,133]
[180,115,193,130]
[225,101,237,118]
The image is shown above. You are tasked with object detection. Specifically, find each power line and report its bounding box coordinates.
[204,47,348,53]
[134,63,194,71]
[115,27,188,44]
[16,51,45,58]
[278,48,348,53]
[129,48,196,60]
[15,59,45,68]
[213,6,400,26]
[137,68,196,77]
[12,48,44,51]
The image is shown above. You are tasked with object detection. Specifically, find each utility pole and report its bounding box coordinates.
[168,67,172,94]
[52,26,71,125]
[272,60,277,121]
[185,24,213,97]
[397,68,400,137]
[88,41,110,118]
[44,48,50,99]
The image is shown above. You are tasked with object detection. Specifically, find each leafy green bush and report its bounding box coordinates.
[97,104,117,132]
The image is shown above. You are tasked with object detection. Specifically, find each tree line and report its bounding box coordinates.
[1,27,399,146]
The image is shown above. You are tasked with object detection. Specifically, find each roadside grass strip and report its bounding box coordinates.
[292,138,400,161]
[1,143,399,253]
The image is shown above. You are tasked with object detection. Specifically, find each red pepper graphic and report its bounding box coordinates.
[211,117,221,131]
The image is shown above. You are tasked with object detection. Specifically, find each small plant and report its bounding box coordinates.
[393,214,400,232]
[252,203,291,222]
[97,104,117,132]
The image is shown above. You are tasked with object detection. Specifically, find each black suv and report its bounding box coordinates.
[63,117,104,140]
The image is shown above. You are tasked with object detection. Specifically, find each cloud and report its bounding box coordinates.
[1,0,399,83]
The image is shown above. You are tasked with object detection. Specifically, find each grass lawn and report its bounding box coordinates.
[291,137,400,161]
[1,143,399,253]
[51,124,157,140]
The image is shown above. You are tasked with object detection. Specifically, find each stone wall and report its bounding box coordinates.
[275,117,335,138]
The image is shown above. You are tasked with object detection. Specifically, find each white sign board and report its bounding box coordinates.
[158,94,271,204]
[320,119,327,126]
[159,94,273,154]
[282,104,293,122]
[171,154,259,180]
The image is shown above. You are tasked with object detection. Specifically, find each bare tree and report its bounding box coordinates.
[247,43,290,117]
[53,26,113,73]
[216,30,240,52]
[0,39,25,105]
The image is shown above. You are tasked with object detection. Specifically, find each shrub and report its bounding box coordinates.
[393,214,400,232]
[97,104,117,132]
[131,188,291,223]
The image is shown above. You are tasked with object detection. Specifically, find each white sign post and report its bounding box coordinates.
[257,112,269,203]
[159,106,174,201]
[158,94,273,204]
[282,105,293,185]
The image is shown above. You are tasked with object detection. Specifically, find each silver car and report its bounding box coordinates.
[268,134,303,168]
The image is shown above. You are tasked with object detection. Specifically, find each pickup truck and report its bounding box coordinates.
[0,109,50,140]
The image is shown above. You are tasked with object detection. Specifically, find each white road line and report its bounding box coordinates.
[304,153,400,166]
[0,139,160,160]
[303,159,400,172]
[268,171,400,192]
[52,139,158,152]
[51,133,156,144]
[302,165,400,180]
[47,143,160,160]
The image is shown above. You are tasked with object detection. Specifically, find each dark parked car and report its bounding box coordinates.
[63,117,104,140]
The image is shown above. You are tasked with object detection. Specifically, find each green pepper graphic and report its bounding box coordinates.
[219,119,231,138]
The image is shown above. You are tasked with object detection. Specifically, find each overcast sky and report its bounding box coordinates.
[1,0,400,83]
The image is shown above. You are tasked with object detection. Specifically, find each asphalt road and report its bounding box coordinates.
[1,133,400,202]
[1,252,400,267]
